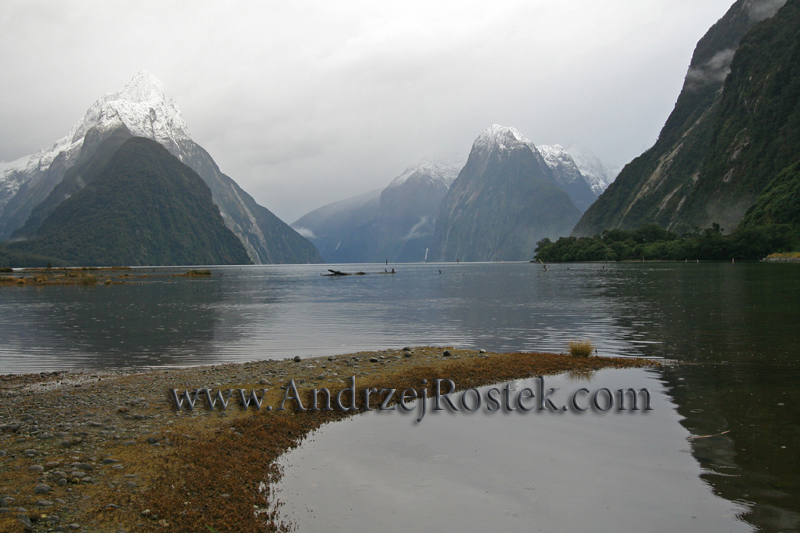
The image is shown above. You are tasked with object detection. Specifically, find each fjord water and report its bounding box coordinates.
[1,262,798,531]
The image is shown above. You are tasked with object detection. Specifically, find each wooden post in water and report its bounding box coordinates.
[538,259,549,272]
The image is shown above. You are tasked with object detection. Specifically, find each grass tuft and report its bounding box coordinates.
[568,339,595,357]
[185,269,212,276]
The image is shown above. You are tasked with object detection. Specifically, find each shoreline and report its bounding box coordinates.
[0,348,659,532]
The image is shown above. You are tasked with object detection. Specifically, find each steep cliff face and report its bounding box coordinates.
[574,0,791,236]
[0,71,321,263]
[431,125,581,262]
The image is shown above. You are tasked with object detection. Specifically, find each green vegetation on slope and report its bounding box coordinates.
[12,123,133,239]
[0,246,70,269]
[4,137,252,267]
[575,0,800,235]
[739,160,800,228]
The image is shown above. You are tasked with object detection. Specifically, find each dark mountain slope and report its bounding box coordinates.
[13,124,134,238]
[431,125,581,262]
[291,189,382,262]
[10,138,251,266]
[685,0,800,226]
[293,163,455,263]
[574,0,791,235]
[176,140,322,264]
[739,159,800,229]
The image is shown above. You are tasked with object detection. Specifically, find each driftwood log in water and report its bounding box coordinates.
[321,269,368,276]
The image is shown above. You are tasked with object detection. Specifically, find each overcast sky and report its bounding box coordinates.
[0,0,736,222]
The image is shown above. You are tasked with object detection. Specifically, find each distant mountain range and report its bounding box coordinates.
[293,127,614,263]
[575,0,795,237]
[293,162,457,263]
[14,0,795,266]
[0,71,321,265]
[1,71,628,267]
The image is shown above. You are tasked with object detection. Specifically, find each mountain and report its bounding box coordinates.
[738,159,800,230]
[6,137,252,266]
[292,188,382,261]
[574,0,791,236]
[430,125,581,262]
[292,162,457,262]
[13,124,135,238]
[566,145,619,196]
[0,71,321,264]
[536,144,598,213]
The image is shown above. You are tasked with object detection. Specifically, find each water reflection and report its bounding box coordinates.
[274,369,752,532]
[590,262,800,533]
[0,271,233,371]
[1,262,798,532]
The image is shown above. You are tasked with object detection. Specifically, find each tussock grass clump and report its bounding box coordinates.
[568,339,595,357]
[185,269,212,276]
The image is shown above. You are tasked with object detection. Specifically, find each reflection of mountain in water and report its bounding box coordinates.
[0,262,798,533]
[0,274,232,370]
[601,263,800,533]
[661,364,800,532]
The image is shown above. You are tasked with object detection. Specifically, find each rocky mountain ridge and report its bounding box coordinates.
[0,71,321,264]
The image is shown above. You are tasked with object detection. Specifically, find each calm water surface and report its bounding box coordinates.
[1,262,798,531]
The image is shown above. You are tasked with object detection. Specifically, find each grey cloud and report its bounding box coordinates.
[685,48,736,91]
[746,0,787,22]
[0,0,741,223]
[294,227,316,239]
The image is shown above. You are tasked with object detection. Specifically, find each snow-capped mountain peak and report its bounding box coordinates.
[118,70,168,103]
[473,124,537,154]
[72,70,191,149]
[0,71,193,234]
[387,161,458,189]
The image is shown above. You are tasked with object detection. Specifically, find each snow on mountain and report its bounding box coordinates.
[566,145,619,195]
[72,70,191,154]
[472,124,537,154]
[536,144,584,185]
[0,71,321,263]
[0,70,190,216]
[387,161,458,189]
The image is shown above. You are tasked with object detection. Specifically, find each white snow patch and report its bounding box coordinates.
[536,144,584,185]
